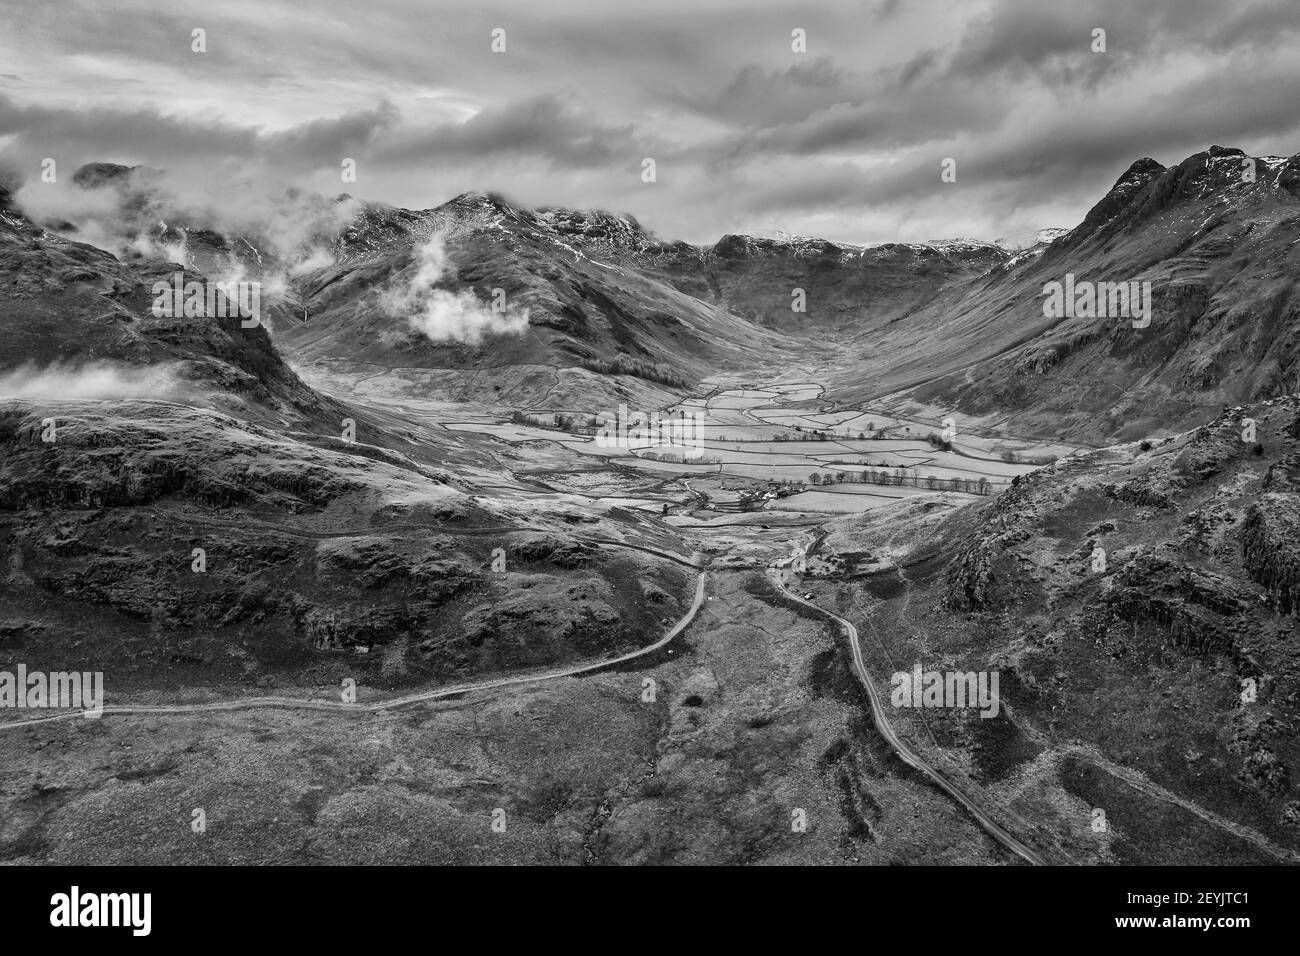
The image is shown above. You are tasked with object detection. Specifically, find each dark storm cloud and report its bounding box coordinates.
[0,0,1297,245]
[907,0,1300,87]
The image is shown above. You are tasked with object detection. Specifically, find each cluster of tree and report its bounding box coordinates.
[779,423,879,441]
[640,450,722,464]
[923,432,954,452]
[1000,449,1058,465]
[508,411,599,432]
[510,410,540,427]
[773,430,871,442]
[579,354,688,388]
[553,412,598,430]
[807,469,994,495]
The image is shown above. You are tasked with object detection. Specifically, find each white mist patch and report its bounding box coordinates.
[12,178,120,226]
[129,231,189,265]
[13,178,187,265]
[0,361,185,401]
[289,246,335,276]
[382,233,529,345]
[12,168,356,303]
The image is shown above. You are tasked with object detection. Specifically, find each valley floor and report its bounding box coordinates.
[2,366,1292,865]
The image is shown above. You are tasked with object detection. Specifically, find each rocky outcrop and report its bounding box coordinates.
[1241,494,1300,615]
[1104,551,1254,657]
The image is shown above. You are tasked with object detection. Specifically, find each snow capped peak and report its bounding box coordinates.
[993,227,1070,251]
[917,237,1001,253]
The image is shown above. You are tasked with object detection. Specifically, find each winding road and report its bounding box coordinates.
[0,568,708,732]
[766,567,1047,866]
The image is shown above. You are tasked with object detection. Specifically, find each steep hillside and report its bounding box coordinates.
[0,178,700,696]
[0,399,696,694]
[0,181,338,428]
[821,394,1300,862]
[827,147,1300,445]
[282,192,791,391]
[33,171,1013,404]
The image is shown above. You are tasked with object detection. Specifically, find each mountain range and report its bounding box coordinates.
[2,145,1298,865]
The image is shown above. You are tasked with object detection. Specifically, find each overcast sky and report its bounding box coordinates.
[1,0,1298,245]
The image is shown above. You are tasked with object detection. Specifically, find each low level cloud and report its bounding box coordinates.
[0,360,186,401]
[380,233,530,344]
